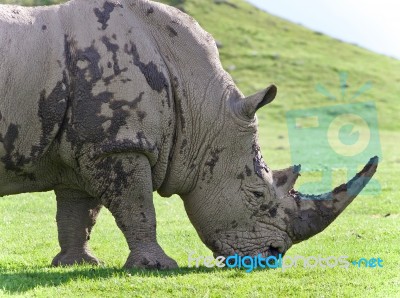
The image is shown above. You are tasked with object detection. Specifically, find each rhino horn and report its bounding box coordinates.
[238,84,277,118]
[289,156,379,243]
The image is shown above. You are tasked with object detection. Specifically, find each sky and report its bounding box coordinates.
[246,0,400,60]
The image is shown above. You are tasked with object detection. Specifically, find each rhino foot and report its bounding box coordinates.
[52,251,101,266]
[123,246,178,270]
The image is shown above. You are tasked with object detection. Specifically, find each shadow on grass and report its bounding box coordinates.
[0,265,219,294]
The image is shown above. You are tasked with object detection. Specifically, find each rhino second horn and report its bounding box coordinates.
[273,164,301,198]
[238,84,277,119]
[289,156,379,243]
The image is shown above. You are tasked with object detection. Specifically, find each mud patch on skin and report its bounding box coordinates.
[268,207,277,217]
[124,42,171,108]
[236,173,244,180]
[106,92,145,136]
[136,110,147,122]
[252,143,269,177]
[109,92,144,110]
[175,97,186,131]
[245,165,252,176]
[106,108,129,137]
[204,148,224,175]
[260,202,272,211]
[64,36,150,155]
[94,1,123,30]
[231,220,238,228]
[146,7,154,15]
[101,36,128,83]
[166,25,178,37]
[94,156,134,198]
[0,124,35,180]
[99,138,156,156]
[0,70,69,180]
[33,71,69,158]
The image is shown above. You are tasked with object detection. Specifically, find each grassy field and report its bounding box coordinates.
[1,0,399,297]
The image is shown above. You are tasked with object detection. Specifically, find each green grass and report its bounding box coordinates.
[1,0,400,297]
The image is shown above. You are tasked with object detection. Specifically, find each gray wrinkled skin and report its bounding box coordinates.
[0,0,378,269]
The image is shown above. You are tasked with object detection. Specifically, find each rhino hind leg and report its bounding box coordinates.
[88,153,178,270]
[52,188,102,266]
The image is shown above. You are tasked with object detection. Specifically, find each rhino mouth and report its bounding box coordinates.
[209,231,289,261]
[266,245,282,258]
[209,244,284,270]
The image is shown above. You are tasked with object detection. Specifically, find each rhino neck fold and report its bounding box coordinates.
[158,73,235,197]
[135,0,238,197]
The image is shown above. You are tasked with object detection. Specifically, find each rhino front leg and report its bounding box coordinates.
[90,153,178,270]
[52,188,102,266]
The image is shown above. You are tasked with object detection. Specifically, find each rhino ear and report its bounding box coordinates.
[240,84,277,119]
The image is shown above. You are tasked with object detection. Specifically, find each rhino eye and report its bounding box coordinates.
[252,191,264,198]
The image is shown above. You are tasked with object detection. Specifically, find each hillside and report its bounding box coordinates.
[171,0,400,130]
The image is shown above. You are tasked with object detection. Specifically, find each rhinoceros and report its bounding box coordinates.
[0,0,378,269]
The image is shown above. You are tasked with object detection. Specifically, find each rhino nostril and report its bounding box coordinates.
[268,246,281,258]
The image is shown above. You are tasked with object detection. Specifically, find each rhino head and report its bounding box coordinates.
[180,84,378,259]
